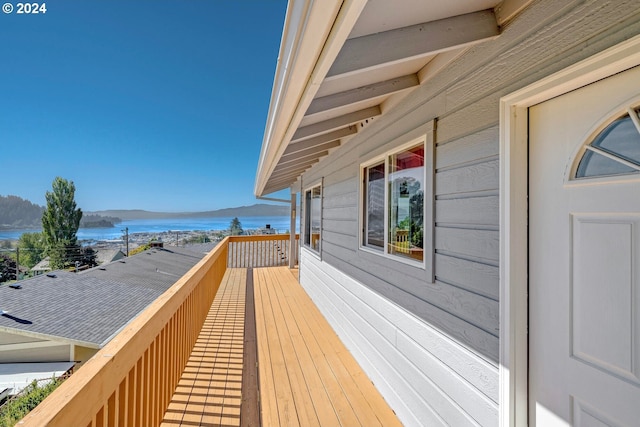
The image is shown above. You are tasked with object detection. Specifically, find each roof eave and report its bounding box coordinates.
[0,325,101,350]
[255,0,368,197]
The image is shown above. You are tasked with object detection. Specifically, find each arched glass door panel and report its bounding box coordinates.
[575,107,640,178]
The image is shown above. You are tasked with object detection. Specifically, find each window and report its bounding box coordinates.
[304,185,321,253]
[362,137,430,265]
[575,107,640,178]
[363,162,384,248]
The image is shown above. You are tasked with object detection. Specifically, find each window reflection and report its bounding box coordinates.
[388,145,424,262]
[364,162,384,249]
[304,185,321,252]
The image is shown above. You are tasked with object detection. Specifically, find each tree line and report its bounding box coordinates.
[0,195,43,228]
[0,195,120,229]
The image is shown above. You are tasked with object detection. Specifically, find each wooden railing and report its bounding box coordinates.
[227,234,299,268]
[19,237,230,427]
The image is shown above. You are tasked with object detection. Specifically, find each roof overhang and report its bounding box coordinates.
[255,0,530,196]
[0,325,101,349]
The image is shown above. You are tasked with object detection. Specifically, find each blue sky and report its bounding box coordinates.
[0,0,288,212]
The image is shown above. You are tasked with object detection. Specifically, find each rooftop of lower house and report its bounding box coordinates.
[0,247,205,348]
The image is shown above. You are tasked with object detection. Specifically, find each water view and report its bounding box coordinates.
[0,216,293,241]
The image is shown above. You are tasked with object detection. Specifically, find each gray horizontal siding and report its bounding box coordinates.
[436,159,499,196]
[435,196,499,228]
[435,254,499,301]
[436,127,499,169]
[436,227,498,261]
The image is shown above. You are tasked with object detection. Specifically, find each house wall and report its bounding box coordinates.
[0,331,71,363]
[297,1,640,425]
[72,345,99,367]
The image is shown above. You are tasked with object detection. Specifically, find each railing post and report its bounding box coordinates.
[289,193,297,268]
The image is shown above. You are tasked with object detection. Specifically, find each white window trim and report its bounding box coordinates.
[358,122,434,279]
[303,180,322,257]
[498,34,640,427]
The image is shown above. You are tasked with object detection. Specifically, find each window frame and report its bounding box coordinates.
[362,159,386,251]
[303,181,322,255]
[359,126,434,277]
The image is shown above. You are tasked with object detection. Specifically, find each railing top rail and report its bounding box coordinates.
[228,234,299,242]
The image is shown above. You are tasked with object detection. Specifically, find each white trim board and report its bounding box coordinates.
[498,34,640,427]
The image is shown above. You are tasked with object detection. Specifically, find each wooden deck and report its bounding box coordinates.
[162,266,401,427]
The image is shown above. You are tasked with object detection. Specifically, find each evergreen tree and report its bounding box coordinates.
[230,217,243,235]
[42,177,83,269]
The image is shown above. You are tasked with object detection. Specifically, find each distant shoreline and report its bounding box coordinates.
[0,215,294,242]
[0,202,291,231]
[87,203,290,221]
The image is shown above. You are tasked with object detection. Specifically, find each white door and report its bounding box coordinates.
[529,65,640,426]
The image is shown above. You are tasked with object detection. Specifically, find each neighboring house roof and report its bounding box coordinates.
[94,249,126,265]
[0,247,204,348]
[84,247,204,293]
[255,1,507,196]
[182,242,219,255]
[30,257,51,272]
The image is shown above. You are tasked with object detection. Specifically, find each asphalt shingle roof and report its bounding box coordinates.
[94,249,125,265]
[0,247,205,347]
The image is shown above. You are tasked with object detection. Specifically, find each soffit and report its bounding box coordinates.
[349,0,499,37]
[256,0,503,196]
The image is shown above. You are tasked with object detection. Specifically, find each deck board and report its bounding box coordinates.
[281,268,400,427]
[254,267,402,427]
[240,268,260,426]
[162,266,401,427]
[258,268,321,427]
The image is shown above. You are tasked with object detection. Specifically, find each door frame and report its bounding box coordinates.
[498,34,640,427]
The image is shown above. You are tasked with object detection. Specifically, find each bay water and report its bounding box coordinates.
[0,216,293,241]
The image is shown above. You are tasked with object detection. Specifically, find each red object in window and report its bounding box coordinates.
[395,146,424,170]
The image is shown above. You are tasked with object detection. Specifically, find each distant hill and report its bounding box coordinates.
[88,204,290,220]
[1,195,289,230]
[0,195,44,229]
[0,195,120,230]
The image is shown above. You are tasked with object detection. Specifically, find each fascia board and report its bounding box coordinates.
[0,325,100,349]
[255,0,369,197]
